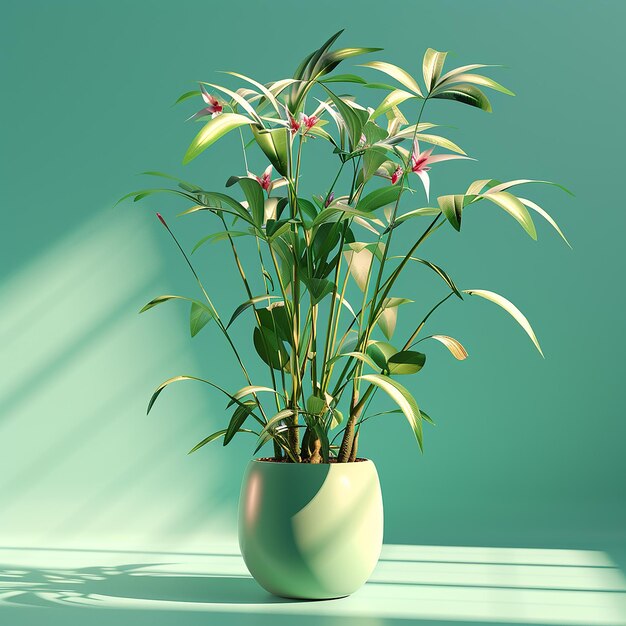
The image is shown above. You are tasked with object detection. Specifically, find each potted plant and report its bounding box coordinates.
[121,31,570,599]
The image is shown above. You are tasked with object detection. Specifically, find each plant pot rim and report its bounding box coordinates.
[251,457,374,465]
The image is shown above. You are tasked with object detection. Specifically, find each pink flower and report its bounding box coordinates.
[189,86,223,121]
[156,212,167,227]
[302,114,319,131]
[324,191,335,208]
[256,165,273,191]
[289,113,300,135]
[391,165,403,185]
[408,138,470,200]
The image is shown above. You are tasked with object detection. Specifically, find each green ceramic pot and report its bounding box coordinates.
[238,458,383,599]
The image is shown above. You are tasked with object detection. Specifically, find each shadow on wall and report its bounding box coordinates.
[0,210,243,550]
[1,544,625,625]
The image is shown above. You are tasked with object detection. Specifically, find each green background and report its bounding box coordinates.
[2,0,624,582]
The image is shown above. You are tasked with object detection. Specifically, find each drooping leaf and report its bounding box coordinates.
[140,294,193,313]
[480,191,537,239]
[519,197,571,247]
[391,256,462,298]
[147,375,240,415]
[428,335,468,360]
[192,230,249,253]
[358,61,423,96]
[438,194,465,231]
[190,301,214,337]
[387,350,426,375]
[227,385,283,408]
[183,113,254,164]
[226,295,281,328]
[463,289,543,356]
[359,374,424,450]
[188,427,258,454]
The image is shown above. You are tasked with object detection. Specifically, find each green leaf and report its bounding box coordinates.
[433,73,514,96]
[192,230,249,253]
[226,175,265,226]
[224,400,257,446]
[359,374,424,450]
[485,179,574,197]
[432,84,492,112]
[190,301,214,337]
[480,191,537,239]
[366,341,399,371]
[370,89,417,119]
[359,61,423,96]
[519,197,571,248]
[391,256,462,298]
[174,90,201,105]
[387,350,426,375]
[302,276,334,305]
[463,289,543,356]
[183,113,254,164]
[412,133,467,155]
[254,408,296,454]
[226,295,281,328]
[227,385,283,408]
[254,326,290,371]
[223,71,282,114]
[438,194,465,231]
[362,147,389,183]
[306,395,327,416]
[325,350,380,372]
[139,294,193,313]
[319,85,365,149]
[188,428,257,454]
[356,185,402,213]
[251,126,290,177]
[320,73,367,84]
[147,375,221,415]
[423,48,448,92]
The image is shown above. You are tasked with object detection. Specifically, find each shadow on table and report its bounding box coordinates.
[0,563,293,608]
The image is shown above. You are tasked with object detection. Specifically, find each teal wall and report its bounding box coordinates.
[2,0,625,557]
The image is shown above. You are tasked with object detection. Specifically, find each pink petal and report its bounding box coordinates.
[200,85,211,104]
[415,169,430,201]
